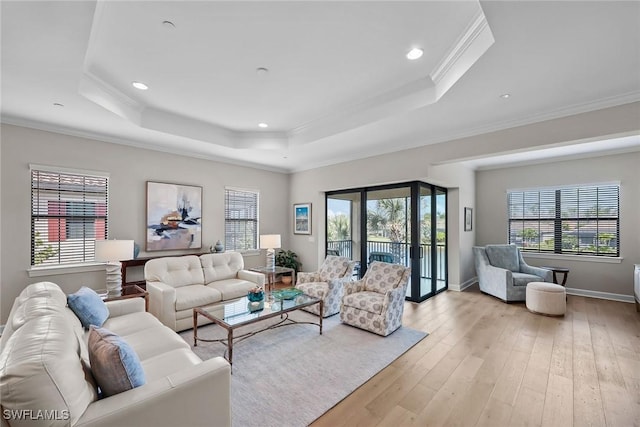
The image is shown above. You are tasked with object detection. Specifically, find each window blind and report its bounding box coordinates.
[31,169,109,266]
[224,188,259,251]
[507,184,619,256]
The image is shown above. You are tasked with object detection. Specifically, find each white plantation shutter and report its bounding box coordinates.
[31,166,109,266]
[224,188,259,251]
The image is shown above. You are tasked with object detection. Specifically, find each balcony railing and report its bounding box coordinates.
[327,240,446,280]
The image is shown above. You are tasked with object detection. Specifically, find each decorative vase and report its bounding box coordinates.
[214,240,224,253]
[133,242,140,259]
[281,275,292,285]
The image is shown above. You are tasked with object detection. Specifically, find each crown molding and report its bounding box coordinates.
[0,116,291,174]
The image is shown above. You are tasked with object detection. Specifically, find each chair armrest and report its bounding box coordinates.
[146,282,176,329]
[237,269,266,286]
[343,279,365,295]
[105,298,145,318]
[518,251,553,281]
[382,286,407,313]
[75,357,231,427]
[520,264,553,281]
[297,271,320,284]
[326,276,351,291]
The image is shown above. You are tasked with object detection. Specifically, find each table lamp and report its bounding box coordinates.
[95,239,134,295]
[259,234,281,270]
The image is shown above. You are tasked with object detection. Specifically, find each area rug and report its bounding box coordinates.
[180,310,427,427]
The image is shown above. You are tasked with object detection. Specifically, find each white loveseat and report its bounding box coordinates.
[0,282,231,427]
[145,252,265,332]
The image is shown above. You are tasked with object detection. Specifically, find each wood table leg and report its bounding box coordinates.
[193,310,198,347]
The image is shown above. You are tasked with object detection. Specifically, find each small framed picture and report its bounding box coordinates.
[294,203,312,235]
[464,207,473,232]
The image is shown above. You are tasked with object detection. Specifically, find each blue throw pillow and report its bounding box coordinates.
[67,286,109,328]
[88,326,146,397]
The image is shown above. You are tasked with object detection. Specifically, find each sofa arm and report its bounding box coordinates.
[237,269,265,286]
[105,298,145,318]
[343,279,364,295]
[296,271,320,284]
[146,282,177,329]
[75,357,231,427]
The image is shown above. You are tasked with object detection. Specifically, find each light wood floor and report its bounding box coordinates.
[311,285,640,427]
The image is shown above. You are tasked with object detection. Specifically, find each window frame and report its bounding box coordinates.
[30,164,110,268]
[224,187,260,252]
[507,182,620,257]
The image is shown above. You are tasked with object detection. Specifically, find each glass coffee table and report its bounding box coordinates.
[193,292,323,367]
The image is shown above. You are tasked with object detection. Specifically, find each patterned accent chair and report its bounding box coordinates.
[473,244,553,302]
[295,255,357,317]
[340,261,411,336]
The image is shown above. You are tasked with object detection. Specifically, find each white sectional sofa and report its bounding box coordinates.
[145,252,265,332]
[0,282,231,427]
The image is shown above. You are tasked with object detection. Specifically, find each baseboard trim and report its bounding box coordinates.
[566,287,635,303]
[449,278,476,292]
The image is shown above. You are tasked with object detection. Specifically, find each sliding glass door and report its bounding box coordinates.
[326,181,446,303]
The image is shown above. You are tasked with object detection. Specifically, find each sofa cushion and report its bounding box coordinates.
[115,325,190,361]
[342,290,385,315]
[102,311,165,336]
[363,262,406,293]
[485,244,520,272]
[145,255,205,288]
[512,272,545,287]
[67,287,109,329]
[175,284,222,311]
[201,252,244,283]
[88,326,146,397]
[141,348,202,382]
[208,278,255,300]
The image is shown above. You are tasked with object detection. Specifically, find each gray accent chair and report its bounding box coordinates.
[473,244,553,302]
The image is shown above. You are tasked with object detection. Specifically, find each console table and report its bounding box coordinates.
[120,252,208,288]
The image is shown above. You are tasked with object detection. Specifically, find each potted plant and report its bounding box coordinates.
[275,249,301,285]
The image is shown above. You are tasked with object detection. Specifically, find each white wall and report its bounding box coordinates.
[0,124,290,322]
[289,145,475,290]
[476,151,640,299]
[289,102,639,294]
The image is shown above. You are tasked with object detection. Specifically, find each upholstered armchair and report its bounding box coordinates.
[340,261,411,336]
[295,255,357,317]
[473,244,553,302]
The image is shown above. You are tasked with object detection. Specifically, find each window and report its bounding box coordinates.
[224,187,259,251]
[31,166,109,266]
[507,183,619,257]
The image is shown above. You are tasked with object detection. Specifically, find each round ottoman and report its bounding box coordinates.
[526,282,566,316]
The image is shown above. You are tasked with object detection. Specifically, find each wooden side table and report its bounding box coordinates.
[541,266,570,286]
[249,266,296,293]
[101,284,149,311]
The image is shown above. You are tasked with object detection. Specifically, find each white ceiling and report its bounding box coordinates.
[2,1,639,173]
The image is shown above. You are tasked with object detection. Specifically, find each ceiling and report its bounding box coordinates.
[2,1,639,173]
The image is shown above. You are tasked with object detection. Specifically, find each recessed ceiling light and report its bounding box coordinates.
[258,123,269,128]
[500,93,511,99]
[132,81,149,90]
[256,67,269,76]
[162,20,175,29]
[53,102,64,107]
[406,48,423,60]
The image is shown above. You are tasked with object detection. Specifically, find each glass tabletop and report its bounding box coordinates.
[196,293,319,328]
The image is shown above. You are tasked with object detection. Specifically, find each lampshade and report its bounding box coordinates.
[95,240,134,262]
[259,234,281,249]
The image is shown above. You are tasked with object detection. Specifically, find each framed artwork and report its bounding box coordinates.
[464,207,473,232]
[294,203,312,235]
[146,181,202,251]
